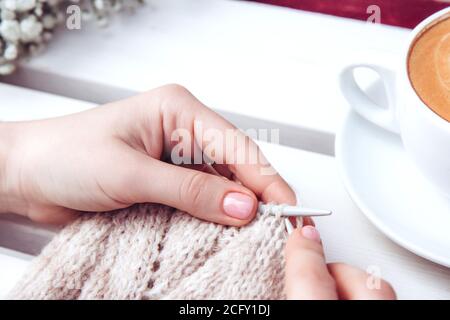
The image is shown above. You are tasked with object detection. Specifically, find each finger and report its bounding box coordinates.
[27,204,80,225]
[195,163,232,181]
[288,217,314,229]
[285,226,338,300]
[327,263,396,300]
[155,84,297,206]
[211,163,234,180]
[120,151,257,226]
[286,216,314,239]
[303,217,315,226]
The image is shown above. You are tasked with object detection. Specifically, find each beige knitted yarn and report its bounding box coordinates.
[9,204,293,300]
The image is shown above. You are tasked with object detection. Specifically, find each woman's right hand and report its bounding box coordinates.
[285,225,396,300]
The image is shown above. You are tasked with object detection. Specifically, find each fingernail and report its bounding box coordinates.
[301,225,321,243]
[223,192,255,220]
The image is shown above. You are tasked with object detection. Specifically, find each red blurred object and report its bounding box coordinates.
[249,0,450,28]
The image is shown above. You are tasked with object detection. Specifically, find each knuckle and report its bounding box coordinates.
[286,230,324,257]
[156,83,199,116]
[160,83,191,97]
[180,172,209,212]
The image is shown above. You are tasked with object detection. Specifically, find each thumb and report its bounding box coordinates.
[285,226,338,300]
[125,153,258,227]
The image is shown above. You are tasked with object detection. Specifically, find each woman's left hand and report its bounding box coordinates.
[0,84,296,225]
[285,225,397,300]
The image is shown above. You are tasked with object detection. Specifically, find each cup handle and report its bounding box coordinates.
[339,63,400,133]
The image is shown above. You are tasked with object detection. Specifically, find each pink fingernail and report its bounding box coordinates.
[223,192,255,220]
[301,225,321,243]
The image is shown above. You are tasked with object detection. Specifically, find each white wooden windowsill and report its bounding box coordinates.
[0,0,449,299]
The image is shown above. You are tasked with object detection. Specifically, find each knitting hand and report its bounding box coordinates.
[285,225,396,300]
[0,84,296,225]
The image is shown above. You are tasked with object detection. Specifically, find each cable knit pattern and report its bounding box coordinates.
[8,204,293,300]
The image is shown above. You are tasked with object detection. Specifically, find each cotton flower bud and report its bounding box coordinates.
[1,9,16,20]
[4,0,37,12]
[34,4,43,17]
[0,0,146,76]
[0,63,16,75]
[4,43,18,60]
[20,15,43,42]
[0,20,21,42]
[94,0,106,11]
[42,14,56,29]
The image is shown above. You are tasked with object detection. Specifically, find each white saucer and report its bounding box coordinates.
[335,111,450,267]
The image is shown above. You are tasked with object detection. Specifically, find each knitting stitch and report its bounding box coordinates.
[9,203,295,300]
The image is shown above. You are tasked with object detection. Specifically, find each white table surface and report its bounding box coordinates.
[0,247,32,299]
[1,0,449,299]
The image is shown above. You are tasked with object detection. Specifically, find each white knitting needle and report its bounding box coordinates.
[258,202,332,217]
[202,164,332,218]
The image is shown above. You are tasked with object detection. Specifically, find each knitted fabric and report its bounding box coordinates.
[8,204,293,300]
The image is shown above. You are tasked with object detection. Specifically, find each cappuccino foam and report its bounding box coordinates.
[408,16,450,122]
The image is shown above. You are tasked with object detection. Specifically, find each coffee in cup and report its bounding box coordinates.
[340,7,450,198]
[408,14,450,122]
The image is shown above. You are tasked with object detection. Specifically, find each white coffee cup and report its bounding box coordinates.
[340,7,450,198]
